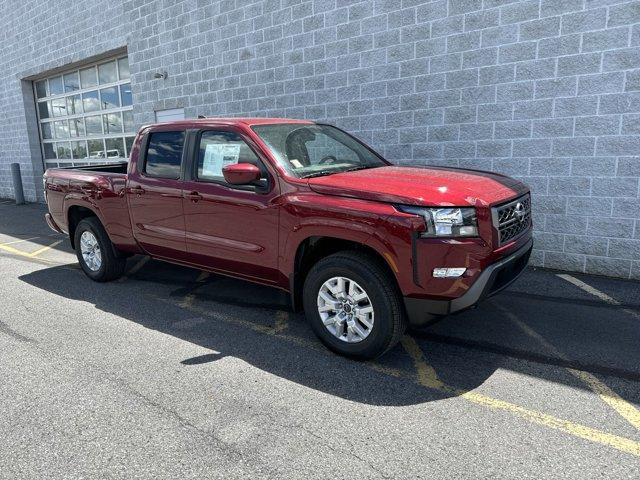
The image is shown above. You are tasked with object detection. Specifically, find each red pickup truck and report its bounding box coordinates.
[44,118,532,359]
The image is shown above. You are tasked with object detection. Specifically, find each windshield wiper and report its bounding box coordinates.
[341,165,373,173]
[299,165,373,179]
[299,170,337,179]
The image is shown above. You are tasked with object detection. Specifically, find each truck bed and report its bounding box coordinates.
[43,161,135,251]
[52,161,128,175]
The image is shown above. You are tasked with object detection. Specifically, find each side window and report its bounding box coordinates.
[197,131,262,184]
[144,131,184,179]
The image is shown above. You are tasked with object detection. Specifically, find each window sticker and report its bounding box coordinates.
[290,159,303,168]
[202,143,241,177]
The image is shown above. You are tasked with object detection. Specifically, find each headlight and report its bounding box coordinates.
[397,206,478,237]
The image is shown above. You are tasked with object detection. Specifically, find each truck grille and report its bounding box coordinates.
[493,194,531,245]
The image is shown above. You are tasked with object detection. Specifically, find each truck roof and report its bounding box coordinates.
[145,117,314,129]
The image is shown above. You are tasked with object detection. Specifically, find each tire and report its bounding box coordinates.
[74,217,126,282]
[303,251,407,360]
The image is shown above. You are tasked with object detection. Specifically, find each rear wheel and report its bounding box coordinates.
[74,217,126,282]
[303,251,407,359]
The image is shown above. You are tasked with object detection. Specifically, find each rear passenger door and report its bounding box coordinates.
[127,129,187,259]
[181,129,280,284]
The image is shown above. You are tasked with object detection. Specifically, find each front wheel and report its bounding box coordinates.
[74,217,126,282]
[303,251,407,359]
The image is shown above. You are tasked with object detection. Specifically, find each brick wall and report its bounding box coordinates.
[1,0,639,278]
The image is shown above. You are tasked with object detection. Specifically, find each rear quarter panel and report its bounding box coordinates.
[44,169,138,252]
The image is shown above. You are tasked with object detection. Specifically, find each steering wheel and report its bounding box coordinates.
[318,155,338,165]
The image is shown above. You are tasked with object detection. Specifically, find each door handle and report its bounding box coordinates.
[184,191,203,202]
[130,186,145,196]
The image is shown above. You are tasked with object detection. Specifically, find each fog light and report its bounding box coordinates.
[433,267,467,278]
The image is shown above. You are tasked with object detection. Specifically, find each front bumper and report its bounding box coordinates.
[403,238,533,326]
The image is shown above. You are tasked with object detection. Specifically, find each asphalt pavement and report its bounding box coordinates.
[0,199,639,479]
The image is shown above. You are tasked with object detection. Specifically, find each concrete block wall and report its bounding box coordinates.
[1,0,639,278]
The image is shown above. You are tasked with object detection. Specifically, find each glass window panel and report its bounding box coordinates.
[88,139,105,159]
[118,57,130,80]
[71,141,87,159]
[35,80,47,99]
[100,87,120,109]
[43,143,56,159]
[122,111,134,132]
[105,137,125,158]
[98,61,117,84]
[82,90,100,112]
[56,142,71,159]
[51,98,67,117]
[69,118,85,137]
[38,101,51,119]
[120,83,132,106]
[49,76,64,95]
[54,121,69,139]
[66,95,82,115]
[144,131,184,179]
[125,136,135,156]
[103,113,123,134]
[197,131,260,183]
[64,72,80,92]
[80,67,97,88]
[85,115,102,135]
[41,123,53,140]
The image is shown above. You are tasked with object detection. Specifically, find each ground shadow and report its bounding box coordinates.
[19,258,640,407]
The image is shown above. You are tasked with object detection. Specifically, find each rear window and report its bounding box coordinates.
[144,131,184,179]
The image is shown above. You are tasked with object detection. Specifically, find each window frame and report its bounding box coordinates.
[188,128,273,193]
[33,55,134,168]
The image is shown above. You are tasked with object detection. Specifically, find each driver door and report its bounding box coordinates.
[181,129,280,284]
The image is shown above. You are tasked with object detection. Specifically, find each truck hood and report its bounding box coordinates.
[307,166,528,207]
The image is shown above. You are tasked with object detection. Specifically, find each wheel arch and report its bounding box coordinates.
[67,204,100,250]
[290,236,398,311]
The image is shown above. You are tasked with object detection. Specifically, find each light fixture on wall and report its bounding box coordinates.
[153,71,168,80]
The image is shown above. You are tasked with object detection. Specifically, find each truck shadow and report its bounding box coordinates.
[19,258,640,407]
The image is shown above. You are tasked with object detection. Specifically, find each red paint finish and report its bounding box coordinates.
[44,117,532,307]
[222,163,261,184]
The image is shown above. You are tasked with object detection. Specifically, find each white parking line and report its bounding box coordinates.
[557,273,639,320]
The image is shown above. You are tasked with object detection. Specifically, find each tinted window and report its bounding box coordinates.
[197,131,261,184]
[145,131,184,179]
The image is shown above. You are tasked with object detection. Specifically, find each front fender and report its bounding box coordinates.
[279,193,403,281]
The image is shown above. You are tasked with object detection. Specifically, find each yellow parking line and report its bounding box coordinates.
[274,310,289,334]
[117,256,150,282]
[128,256,150,275]
[28,240,63,258]
[0,236,39,246]
[402,331,640,456]
[0,240,62,259]
[158,293,640,457]
[498,305,640,432]
[401,335,443,388]
[196,271,210,282]
[458,390,640,456]
[179,293,196,308]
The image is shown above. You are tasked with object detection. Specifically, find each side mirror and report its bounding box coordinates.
[222,163,261,185]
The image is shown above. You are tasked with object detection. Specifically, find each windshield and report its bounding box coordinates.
[251,123,388,178]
